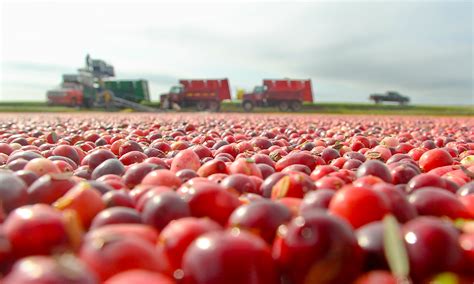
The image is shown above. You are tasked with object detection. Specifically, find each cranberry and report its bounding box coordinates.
[4,204,70,257]
[403,217,464,280]
[85,149,116,170]
[53,182,105,228]
[119,151,147,165]
[24,158,61,176]
[90,207,142,229]
[3,255,98,284]
[79,234,163,281]
[419,148,454,172]
[220,174,258,195]
[271,172,316,199]
[28,175,76,204]
[170,148,201,173]
[275,151,320,171]
[178,180,240,226]
[406,173,451,193]
[329,185,391,228]
[119,140,143,156]
[0,171,28,213]
[156,217,222,275]
[299,189,335,213]
[356,221,387,270]
[52,145,81,165]
[122,162,159,188]
[228,200,292,243]
[141,169,182,189]
[356,160,392,183]
[141,191,190,230]
[104,270,174,284]
[353,270,397,284]
[91,159,125,180]
[182,230,279,284]
[259,172,286,198]
[228,158,262,178]
[273,212,363,284]
[408,187,471,219]
[14,169,38,186]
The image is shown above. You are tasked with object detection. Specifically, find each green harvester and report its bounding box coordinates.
[104,80,150,103]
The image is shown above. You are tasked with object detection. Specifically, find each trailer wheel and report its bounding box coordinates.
[242,100,254,112]
[278,101,290,112]
[208,101,220,112]
[290,100,302,112]
[196,101,208,111]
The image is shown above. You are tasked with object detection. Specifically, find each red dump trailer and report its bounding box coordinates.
[160,79,231,111]
[241,79,313,111]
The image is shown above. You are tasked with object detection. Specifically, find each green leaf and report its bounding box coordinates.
[430,272,459,284]
[383,214,410,280]
[453,218,467,229]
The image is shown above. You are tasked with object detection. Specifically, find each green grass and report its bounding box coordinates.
[219,101,474,116]
[0,101,107,113]
[0,101,472,116]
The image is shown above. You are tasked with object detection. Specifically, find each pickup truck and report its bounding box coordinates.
[369,91,410,105]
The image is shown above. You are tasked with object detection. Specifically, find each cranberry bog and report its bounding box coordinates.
[0,112,473,284]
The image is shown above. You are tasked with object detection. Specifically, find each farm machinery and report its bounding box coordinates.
[46,55,156,112]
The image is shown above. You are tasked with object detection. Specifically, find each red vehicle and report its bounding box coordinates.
[46,83,84,107]
[160,79,231,111]
[241,79,313,111]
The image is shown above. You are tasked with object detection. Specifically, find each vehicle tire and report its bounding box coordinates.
[208,101,220,112]
[71,98,78,107]
[290,100,302,112]
[278,101,290,112]
[83,98,92,108]
[242,100,254,112]
[196,101,208,111]
[375,99,381,104]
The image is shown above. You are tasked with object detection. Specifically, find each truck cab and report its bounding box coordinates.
[387,91,403,99]
[169,85,184,96]
[46,83,83,107]
[160,85,184,109]
[243,85,267,102]
[253,85,267,94]
[369,91,410,105]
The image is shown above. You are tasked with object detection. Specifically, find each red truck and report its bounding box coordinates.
[241,79,313,111]
[46,73,96,107]
[46,83,84,107]
[160,79,231,111]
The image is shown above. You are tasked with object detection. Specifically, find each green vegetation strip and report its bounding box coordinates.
[0,101,472,116]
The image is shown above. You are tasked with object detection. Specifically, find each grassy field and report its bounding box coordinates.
[0,101,110,113]
[0,101,472,116]
[140,101,474,116]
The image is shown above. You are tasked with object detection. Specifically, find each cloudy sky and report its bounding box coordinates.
[1,0,473,105]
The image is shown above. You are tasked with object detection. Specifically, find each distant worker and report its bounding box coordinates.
[236,88,245,100]
[103,90,112,110]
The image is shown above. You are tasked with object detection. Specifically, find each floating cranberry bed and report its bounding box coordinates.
[0,113,473,284]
